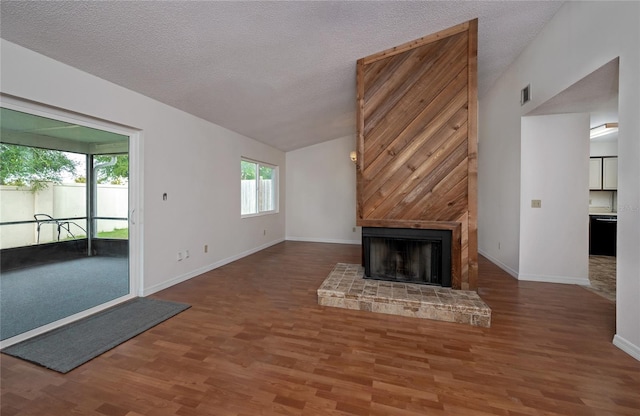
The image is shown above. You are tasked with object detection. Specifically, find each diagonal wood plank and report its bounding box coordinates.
[363,35,463,125]
[364,111,469,220]
[362,66,468,184]
[362,91,468,208]
[363,37,468,156]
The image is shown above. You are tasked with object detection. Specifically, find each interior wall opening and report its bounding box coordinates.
[523,58,619,304]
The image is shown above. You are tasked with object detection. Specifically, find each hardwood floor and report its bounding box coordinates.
[2,241,639,415]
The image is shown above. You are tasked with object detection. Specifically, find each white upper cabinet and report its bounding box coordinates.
[590,157,618,190]
[589,158,603,190]
[602,157,618,190]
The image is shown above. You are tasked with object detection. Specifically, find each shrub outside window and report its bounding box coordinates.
[241,159,277,216]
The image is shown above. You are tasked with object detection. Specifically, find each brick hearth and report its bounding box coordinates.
[317,263,491,327]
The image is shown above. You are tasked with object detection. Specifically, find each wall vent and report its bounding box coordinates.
[521,84,531,105]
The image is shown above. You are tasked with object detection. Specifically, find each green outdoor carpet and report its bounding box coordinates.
[2,297,190,373]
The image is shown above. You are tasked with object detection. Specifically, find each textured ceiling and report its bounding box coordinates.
[0,1,564,151]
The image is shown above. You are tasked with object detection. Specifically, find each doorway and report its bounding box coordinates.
[0,105,140,347]
[524,58,619,302]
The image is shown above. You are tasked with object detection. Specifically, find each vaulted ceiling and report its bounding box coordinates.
[0,1,564,151]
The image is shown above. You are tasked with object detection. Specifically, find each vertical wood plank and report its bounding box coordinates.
[466,19,479,290]
[356,58,365,223]
[451,223,462,289]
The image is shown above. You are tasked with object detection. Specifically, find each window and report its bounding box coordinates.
[241,159,277,216]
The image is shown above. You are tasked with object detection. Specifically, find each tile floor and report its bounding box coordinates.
[586,255,616,302]
[317,263,491,327]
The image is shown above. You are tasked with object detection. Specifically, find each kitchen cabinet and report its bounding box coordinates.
[603,157,618,190]
[589,158,603,190]
[589,156,617,190]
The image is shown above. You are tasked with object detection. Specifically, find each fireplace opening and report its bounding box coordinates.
[363,227,451,287]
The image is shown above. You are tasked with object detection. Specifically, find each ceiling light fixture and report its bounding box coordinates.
[590,122,618,139]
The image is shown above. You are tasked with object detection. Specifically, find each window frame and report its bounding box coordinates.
[241,157,279,218]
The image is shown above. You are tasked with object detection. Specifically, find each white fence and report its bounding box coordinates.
[241,179,274,215]
[0,183,128,249]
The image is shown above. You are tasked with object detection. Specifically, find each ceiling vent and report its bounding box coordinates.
[520,84,531,105]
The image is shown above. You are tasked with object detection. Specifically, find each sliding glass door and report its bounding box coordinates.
[0,106,134,344]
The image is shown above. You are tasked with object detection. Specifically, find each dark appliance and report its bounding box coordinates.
[589,215,617,256]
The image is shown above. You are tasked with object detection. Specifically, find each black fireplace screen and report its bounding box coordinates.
[363,227,451,287]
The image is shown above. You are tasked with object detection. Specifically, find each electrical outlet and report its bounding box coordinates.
[204,244,208,253]
[177,251,183,261]
[531,199,542,208]
[185,250,190,259]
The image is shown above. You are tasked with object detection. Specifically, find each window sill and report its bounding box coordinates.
[241,211,278,219]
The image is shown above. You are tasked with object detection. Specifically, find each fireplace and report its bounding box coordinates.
[362,227,451,287]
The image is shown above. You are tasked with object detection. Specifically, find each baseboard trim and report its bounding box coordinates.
[285,236,361,245]
[613,334,640,361]
[478,249,518,279]
[479,249,590,285]
[517,273,590,285]
[142,238,285,296]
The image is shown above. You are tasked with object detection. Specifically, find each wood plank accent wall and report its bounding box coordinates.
[356,19,478,290]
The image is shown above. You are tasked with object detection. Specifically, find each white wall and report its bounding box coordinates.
[477,66,522,277]
[478,1,640,359]
[519,114,590,284]
[0,186,35,247]
[286,135,360,244]
[1,39,286,295]
[590,138,618,157]
[53,184,87,218]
